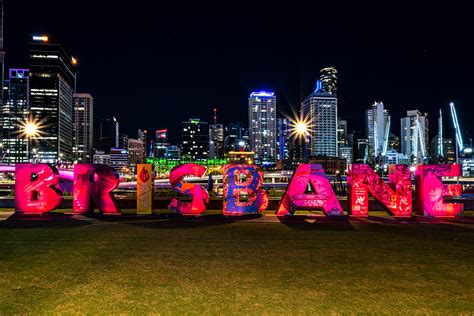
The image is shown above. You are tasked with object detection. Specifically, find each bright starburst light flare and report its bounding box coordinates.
[289,115,312,139]
[20,119,43,138]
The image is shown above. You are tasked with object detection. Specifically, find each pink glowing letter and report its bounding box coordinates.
[276,164,343,216]
[415,164,463,217]
[347,164,412,217]
[15,164,63,214]
[168,163,209,215]
[223,164,268,216]
[73,164,121,215]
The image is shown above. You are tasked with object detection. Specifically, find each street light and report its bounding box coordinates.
[21,120,40,162]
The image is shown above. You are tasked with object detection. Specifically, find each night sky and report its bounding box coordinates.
[4,2,473,145]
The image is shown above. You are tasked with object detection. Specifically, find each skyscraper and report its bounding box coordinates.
[73,93,93,162]
[365,102,390,158]
[1,69,29,163]
[0,0,4,115]
[138,129,148,158]
[99,116,119,154]
[224,121,249,152]
[127,138,145,168]
[401,110,429,163]
[248,91,277,165]
[28,36,76,163]
[337,118,347,147]
[181,118,209,160]
[154,129,169,159]
[320,67,337,96]
[302,80,338,157]
[209,124,224,159]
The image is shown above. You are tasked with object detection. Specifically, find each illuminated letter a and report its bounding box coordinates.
[276,164,343,216]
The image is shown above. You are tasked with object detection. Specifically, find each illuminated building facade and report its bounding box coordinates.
[224,121,249,152]
[1,69,29,163]
[302,81,338,157]
[127,138,145,167]
[93,150,111,166]
[110,147,128,172]
[99,116,119,154]
[72,93,93,162]
[0,0,4,113]
[28,36,76,163]
[320,67,337,96]
[209,123,224,159]
[337,118,347,145]
[248,91,276,165]
[226,151,254,165]
[154,129,169,158]
[430,136,455,164]
[165,145,180,160]
[181,118,209,160]
[365,102,390,159]
[401,110,429,163]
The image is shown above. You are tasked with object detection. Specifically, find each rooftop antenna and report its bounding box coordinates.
[213,108,217,125]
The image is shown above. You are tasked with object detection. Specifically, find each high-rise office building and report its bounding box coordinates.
[401,110,429,163]
[28,36,76,163]
[337,118,347,147]
[365,102,390,158]
[0,0,4,116]
[248,91,277,165]
[320,67,337,96]
[127,138,145,167]
[165,145,180,160]
[277,118,290,161]
[110,147,128,173]
[154,129,169,159]
[209,123,224,159]
[99,116,119,154]
[224,121,249,152]
[93,150,111,166]
[430,136,455,164]
[138,129,147,158]
[1,69,29,163]
[302,80,338,157]
[181,118,209,160]
[72,93,93,162]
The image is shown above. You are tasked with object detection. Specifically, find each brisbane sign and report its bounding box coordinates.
[11,163,463,218]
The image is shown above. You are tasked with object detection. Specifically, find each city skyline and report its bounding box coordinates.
[2,3,473,145]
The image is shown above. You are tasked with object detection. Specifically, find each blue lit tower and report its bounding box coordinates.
[248,91,277,165]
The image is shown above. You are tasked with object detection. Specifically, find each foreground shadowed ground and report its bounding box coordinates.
[0,211,473,314]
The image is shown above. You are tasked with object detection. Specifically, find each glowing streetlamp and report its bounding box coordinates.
[21,120,40,162]
[290,116,312,163]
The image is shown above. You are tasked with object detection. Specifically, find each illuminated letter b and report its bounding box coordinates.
[15,164,63,214]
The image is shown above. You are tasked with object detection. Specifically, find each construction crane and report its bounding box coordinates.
[382,115,391,156]
[449,102,464,163]
[438,109,443,159]
[412,114,426,163]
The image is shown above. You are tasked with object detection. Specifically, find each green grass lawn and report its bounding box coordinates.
[0,211,473,314]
